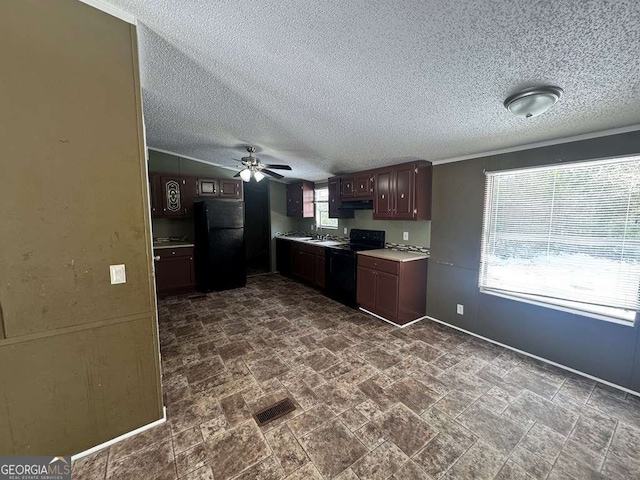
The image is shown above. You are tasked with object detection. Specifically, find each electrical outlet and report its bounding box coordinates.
[456,304,464,315]
[403,231,409,241]
[344,227,348,235]
[110,264,126,284]
[310,224,315,231]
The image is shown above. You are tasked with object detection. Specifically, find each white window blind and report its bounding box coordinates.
[479,156,640,322]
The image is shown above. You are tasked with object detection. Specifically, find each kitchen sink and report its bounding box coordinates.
[314,240,343,246]
[284,236,313,241]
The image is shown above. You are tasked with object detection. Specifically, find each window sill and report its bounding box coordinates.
[317,226,338,230]
[480,288,636,327]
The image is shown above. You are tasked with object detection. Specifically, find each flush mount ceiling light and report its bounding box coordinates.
[504,86,563,118]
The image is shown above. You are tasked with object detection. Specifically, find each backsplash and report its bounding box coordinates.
[385,243,430,254]
[296,209,430,248]
[151,217,193,241]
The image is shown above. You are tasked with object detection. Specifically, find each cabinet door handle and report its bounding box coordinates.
[172,251,176,255]
[153,255,160,261]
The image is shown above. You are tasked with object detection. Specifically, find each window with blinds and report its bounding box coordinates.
[479,156,640,323]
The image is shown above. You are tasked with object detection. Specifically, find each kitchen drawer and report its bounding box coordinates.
[154,246,194,258]
[293,243,325,256]
[358,255,399,275]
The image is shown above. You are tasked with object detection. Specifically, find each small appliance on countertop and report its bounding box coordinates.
[325,228,385,307]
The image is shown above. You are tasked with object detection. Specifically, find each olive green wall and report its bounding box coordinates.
[148,150,237,179]
[427,130,640,392]
[0,0,162,454]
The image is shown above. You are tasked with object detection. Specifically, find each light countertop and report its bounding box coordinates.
[153,242,194,249]
[276,236,347,247]
[358,249,429,262]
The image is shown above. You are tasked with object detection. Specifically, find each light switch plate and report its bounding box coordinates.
[456,304,464,315]
[403,232,409,241]
[110,264,126,284]
[344,227,348,234]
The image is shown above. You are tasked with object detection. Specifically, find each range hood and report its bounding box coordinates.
[339,199,373,210]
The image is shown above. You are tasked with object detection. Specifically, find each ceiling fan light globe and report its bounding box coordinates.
[239,168,252,182]
[253,170,265,182]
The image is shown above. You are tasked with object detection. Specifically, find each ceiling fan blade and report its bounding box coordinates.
[264,164,292,170]
[261,169,284,180]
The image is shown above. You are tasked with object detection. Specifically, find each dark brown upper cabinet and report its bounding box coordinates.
[160,176,189,217]
[373,169,394,219]
[150,173,242,219]
[219,179,243,200]
[197,178,242,200]
[372,161,432,221]
[341,177,354,199]
[197,178,219,196]
[149,174,162,217]
[286,181,314,217]
[393,163,416,219]
[328,177,354,219]
[183,177,198,217]
[353,173,374,199]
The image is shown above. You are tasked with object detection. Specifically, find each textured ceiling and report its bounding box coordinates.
[105,0,640,181]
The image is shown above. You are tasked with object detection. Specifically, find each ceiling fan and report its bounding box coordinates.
[233,147,292,182]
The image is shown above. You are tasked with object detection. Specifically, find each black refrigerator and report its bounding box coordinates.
[194,200,246,291]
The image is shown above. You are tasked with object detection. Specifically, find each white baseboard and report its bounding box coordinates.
[425,315,640,398]
[71,406,167,461]
[359,308,427,328]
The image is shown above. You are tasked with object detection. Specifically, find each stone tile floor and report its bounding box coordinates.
[73,274,640,479]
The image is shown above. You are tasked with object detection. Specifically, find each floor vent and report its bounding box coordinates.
[253,398,296,426]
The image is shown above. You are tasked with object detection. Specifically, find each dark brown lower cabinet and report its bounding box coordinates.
[356,254,428,325]
[313,250,326,288]
[375,271,400,320]
[154,246,195,296]
[356,266,377,310]
[291,242,325,289]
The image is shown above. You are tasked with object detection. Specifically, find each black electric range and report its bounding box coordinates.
[326,229,385,307]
